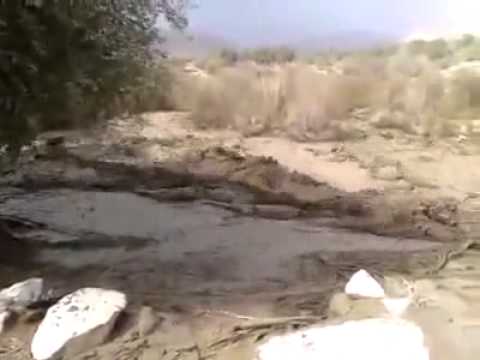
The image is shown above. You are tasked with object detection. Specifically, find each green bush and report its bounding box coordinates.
[0,0,188,153]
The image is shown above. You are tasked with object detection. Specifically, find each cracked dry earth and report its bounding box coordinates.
[1,111,480,359]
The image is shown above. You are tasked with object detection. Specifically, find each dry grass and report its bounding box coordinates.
[172,49,480,140]
[175,62,380,140]
[446,70,480,117]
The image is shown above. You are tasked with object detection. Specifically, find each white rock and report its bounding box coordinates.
[0,278,44,308]
[345,270,385,299]
[257,318,429,360]
[383,297,412,318]
[31,288,127,360]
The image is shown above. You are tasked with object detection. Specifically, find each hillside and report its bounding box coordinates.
[161,30,234,58]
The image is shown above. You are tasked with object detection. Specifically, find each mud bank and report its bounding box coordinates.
[2,143,461,244]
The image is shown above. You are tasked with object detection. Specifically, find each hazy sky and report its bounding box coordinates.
[188,0,480,46]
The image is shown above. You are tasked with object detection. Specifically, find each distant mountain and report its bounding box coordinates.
[159,29,400,58]
[160,30,234,59]
[281,31,399,54]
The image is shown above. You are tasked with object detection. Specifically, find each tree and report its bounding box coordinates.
[0,0,189,153]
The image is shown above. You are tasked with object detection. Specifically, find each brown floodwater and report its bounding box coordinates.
[0,189,442,308]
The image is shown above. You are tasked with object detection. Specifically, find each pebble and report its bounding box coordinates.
[137,306,159,337]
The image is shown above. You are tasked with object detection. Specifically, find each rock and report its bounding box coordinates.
[345,298,390,319]
[371,110,416,134]
[256,319,429,360]
[328,293,352,317]
[137,306,159,337]
[0,311,12,334]
[421,200,457,226]
[369,156,402,181]
[0,278,47,334]
[382,276,413,298]
[382,297,411,318]
[373,165,401,181]
[0,278,44,309]
[457,134,468,143]
[402,169,438,189]
[31,288,127,360]
[371,110,392,127]
[345,270,385,299]
[385,179,414,191]
[380,130,394,139]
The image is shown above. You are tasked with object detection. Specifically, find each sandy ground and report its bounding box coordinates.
[135,112,480,197]
[1,111,480,359]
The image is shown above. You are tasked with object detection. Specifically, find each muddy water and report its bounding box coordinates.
[3,190,480,359]
[0,189,443,311]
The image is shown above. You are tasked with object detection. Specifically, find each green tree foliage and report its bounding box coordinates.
[0,0,188,151]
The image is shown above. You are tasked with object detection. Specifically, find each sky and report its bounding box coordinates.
[187,0,480,47]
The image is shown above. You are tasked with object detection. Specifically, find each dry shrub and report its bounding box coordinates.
[386,51,427,78]
[219,48,240,64]
[373,54,449,135]
[179,75,236,128]
[407,39,450,61]
[177,49,480,140]
[242,47,296,64]
[446,70,480,117]
[433,69,480,137]
[281,66,331,136]
[176,64,284,130]
[177,63,379,139]
[340,55,387,78]
[283,69,376,139]
[201,56,231,74]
